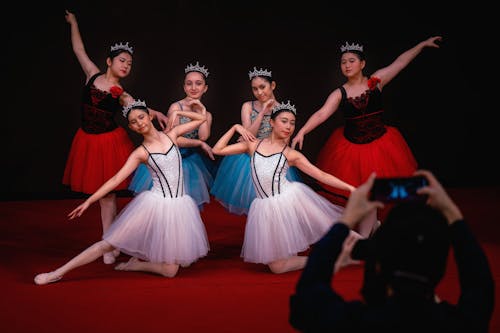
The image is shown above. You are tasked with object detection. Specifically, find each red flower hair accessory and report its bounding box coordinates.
[110,86,124,98]
[367,77,381,90]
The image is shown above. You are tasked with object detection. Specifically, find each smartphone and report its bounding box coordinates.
[370,176,428,203]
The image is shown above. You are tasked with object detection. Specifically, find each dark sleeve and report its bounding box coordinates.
[450,219,495,331]
[289,222,355,331]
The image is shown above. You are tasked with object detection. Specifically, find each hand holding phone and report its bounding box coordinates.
[370,176,428,203]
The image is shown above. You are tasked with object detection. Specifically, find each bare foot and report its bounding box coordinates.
[34,271,62,285]
[114,257,141,271]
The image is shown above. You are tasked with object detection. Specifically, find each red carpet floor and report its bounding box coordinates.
[1,187,499,333]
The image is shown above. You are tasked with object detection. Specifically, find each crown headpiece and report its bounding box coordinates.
[110,42,134,54]
[248,67,272,80]
[122,99,147,118]
[272,100,296,116]
[184,61,209,78]
[340,41,363,53]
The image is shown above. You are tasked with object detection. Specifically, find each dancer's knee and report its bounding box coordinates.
[96,241,114,253]
[268,260,287,274]
[159,263,179,277]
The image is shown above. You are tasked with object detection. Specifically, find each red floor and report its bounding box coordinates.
[1,186,499,333]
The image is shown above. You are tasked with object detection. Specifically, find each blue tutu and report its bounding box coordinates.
[128,163,153,194]
[129,147,216,210]
[210,153,302,215]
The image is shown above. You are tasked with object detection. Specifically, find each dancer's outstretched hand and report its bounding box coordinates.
[68,201,90,220]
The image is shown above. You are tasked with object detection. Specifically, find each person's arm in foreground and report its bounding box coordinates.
[415,170,494,331]
[289,173,382,331]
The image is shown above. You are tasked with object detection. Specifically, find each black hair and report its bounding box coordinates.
[361,202,450,302]
[125,105,149,121]
[342,49,366,61]
[271,108,297,120]
[270,100,297,120]
[108,49,133,60]
[253,75,273,84]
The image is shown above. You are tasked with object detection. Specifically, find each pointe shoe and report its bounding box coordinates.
[103,251,116,264]
[34,272,62,285]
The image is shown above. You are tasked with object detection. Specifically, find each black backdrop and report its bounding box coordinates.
[3,1,497,200]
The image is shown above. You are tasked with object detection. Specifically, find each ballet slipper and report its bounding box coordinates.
[114,257,140,271]
[34,271,62,285]
[112,249,120,257]
[103,251,116,264]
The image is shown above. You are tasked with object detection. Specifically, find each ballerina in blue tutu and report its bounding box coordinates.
[129,61,216,210]
[210,67,302,215]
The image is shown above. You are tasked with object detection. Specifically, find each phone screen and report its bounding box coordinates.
[370,176,428,203]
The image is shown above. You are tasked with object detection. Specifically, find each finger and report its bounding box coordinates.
[370,201,385,210]
[362,172,377,190]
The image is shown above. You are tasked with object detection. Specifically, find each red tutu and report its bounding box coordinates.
[63,127,135,194]
[316,125,417,202]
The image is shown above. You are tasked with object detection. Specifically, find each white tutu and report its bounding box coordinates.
[241,182,343,264]
[104,191,209,267]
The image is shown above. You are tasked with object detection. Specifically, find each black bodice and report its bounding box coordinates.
[80,73,122,134]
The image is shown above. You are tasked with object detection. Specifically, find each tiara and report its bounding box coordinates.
[185,61,209,78]
[122,99,147,118]
[340,41,363,53]
[248,67,272,80]
[110,42,134,54]
[272,100,296,116]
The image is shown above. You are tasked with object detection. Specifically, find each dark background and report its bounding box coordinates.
[3,0,497,200]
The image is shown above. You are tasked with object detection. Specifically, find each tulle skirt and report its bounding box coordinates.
[128,148,216,209]
[211,153,303,215]
[316,126,417,201]
[103,190,209,267]
[63,127,134,194]
[179,148,215,209]
[128,163,153,194]
[241,182,343,264]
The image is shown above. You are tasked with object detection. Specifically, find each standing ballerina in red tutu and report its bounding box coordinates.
[62,10,169,264]
[291,36,442,237]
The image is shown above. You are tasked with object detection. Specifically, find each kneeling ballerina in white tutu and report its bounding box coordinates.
[34,100,210,285]
[212,99,359,274]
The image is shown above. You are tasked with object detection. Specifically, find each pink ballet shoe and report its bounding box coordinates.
[34,272,62,285]
[103,251,116,264]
